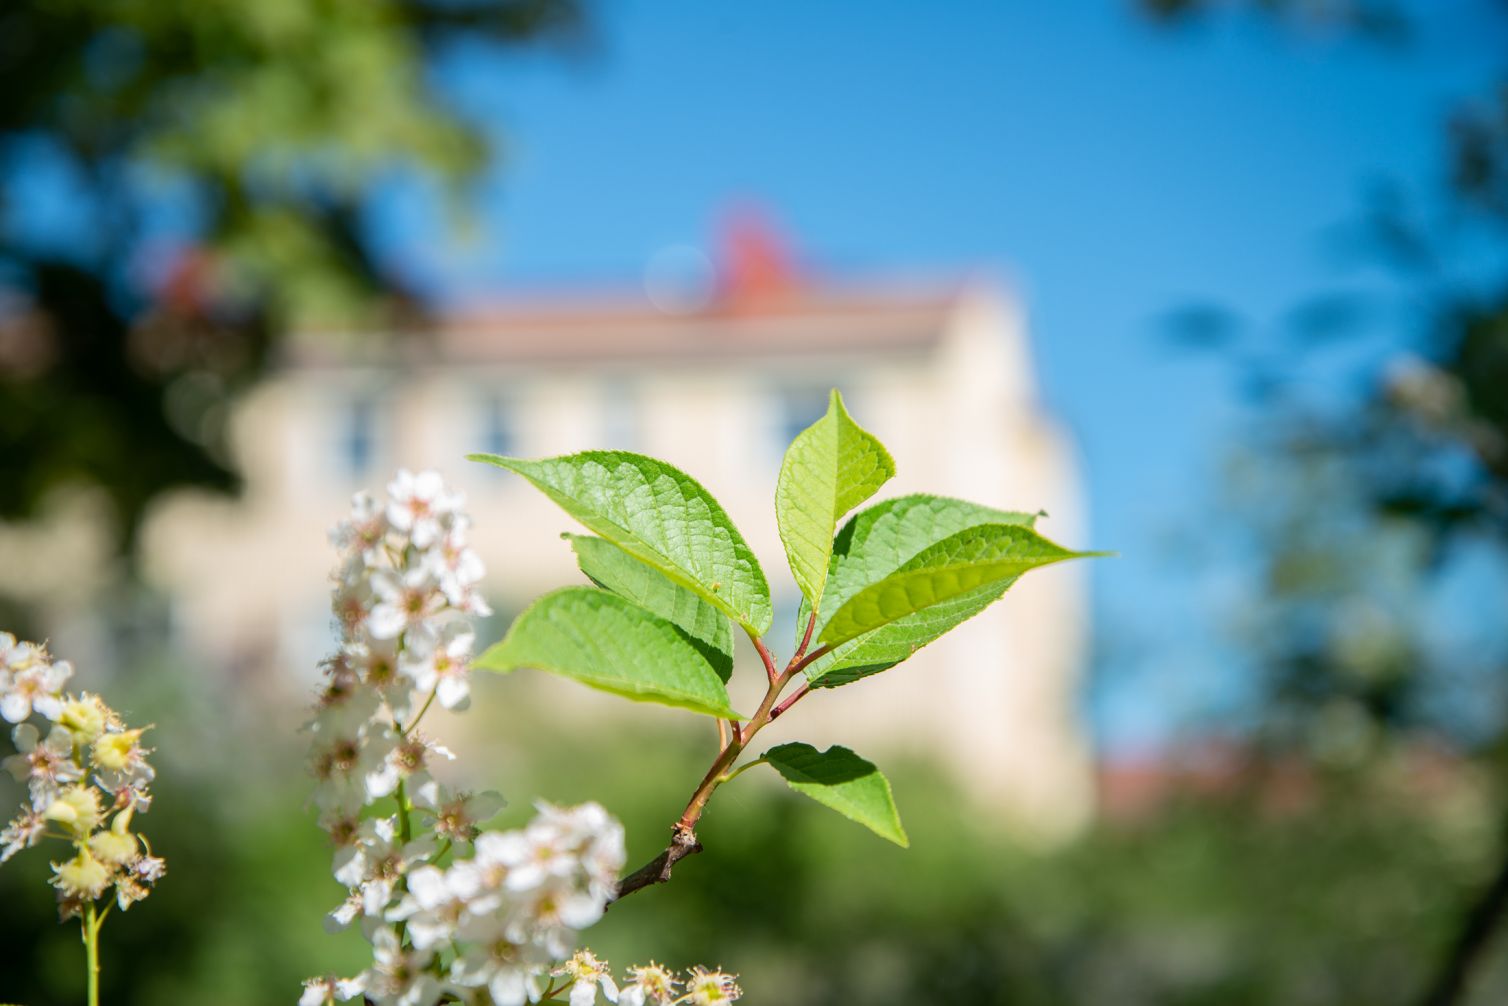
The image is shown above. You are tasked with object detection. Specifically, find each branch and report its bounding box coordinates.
[611,639,807,905]
[608,825,703,905]
[788,644,832,679]
[1415,834,1508,1006]
[769,682,809,720]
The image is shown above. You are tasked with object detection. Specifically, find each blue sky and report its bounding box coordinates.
[10,0,1496,752]
[360,0,1508,753]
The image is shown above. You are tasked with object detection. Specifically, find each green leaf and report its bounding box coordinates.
[775,389,895,609]
[475,587,741,719]
[469,450,773,634]
[809,579,1016,688]
[794,495,1039,683]
[763,743,908,847]
[818,522,1095,648]
[566,534,733,683]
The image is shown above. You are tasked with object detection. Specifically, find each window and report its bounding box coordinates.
[340,395,377,480]
[600,379,641,451]
[478,394,516,457]
[775,383,836,448]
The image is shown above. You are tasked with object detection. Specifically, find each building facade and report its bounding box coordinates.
[142,276,1095,838]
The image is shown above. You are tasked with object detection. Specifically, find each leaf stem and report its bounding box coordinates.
[788,644,832,679]
[770,682,810,720]
[717,756,769,785]
[751,635,779,685]
[793,611,818,661]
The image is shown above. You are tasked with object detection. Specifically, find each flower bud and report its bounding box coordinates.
[58,695,109,742]
[88,827,139,867]
[52,848,111,900]
[44,785,103,837]
[92,729,144,772]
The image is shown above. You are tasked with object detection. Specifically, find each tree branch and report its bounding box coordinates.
[609,824,704,905]
[1416,833,1508,1006]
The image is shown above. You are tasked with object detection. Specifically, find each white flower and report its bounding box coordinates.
[386,469,462,551]
[325,890,365,933]
[385,864,470,951]
[683,967,741,1005]
[0,807,46,863]
[332,569,377,638]
[402,624,475,711]
[448,918,545,1006]
[92,726,156,797]
[617,963,679,1006]
[308,654,383,736]
[353,927,443,1006]
[332,816,437,918]
[309,726,375,811]
[331,491,391,561]
[1,652,71,723]
[3,722,81,807]
[423,787,505,843]
[363,733,452,802]
[554,950,618,1006]
[367,568,447,642]
[423,517,486,605]
[344,640,416,718]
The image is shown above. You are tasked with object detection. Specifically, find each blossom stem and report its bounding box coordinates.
[402,687,439,739]
[83,900,101,1006]
[395,778,413,844]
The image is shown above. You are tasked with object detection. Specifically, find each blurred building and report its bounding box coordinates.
[141,229,1094,839]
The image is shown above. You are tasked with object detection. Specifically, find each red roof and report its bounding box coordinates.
[290,280,975,367]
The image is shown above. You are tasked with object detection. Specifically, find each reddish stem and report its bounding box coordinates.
[793,611,818,661]
[788,643,832,679]
[753,636,779,685]
[770,682,810,720]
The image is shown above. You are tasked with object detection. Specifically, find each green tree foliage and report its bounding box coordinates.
[1139,3,1508,1000]
[0,0,584,544]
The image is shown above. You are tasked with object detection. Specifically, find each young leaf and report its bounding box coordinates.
[818,523,1095,648]
[566,534,734,683]
[807,578,1015,688]
[813,496,1039,629]
[468,451,773,634]
[763,743,908,847]
[775,389,895,610]
[475,587,742,719]
[795,495,1037,647]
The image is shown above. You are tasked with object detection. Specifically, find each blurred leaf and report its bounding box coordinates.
[1159,302,1245,350]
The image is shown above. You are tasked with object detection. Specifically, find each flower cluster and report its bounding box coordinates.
[548,952,741,1006]
[0,634,164,918]
[307,471,727,1006]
